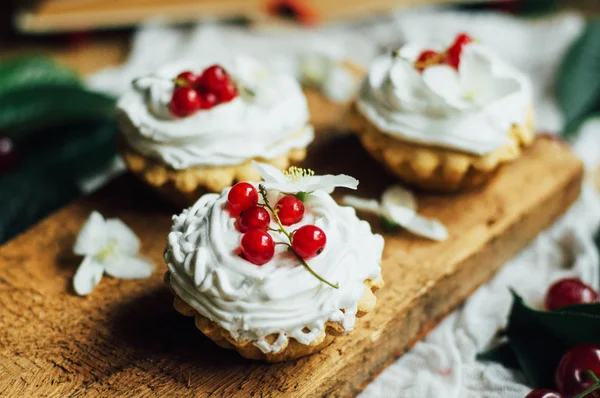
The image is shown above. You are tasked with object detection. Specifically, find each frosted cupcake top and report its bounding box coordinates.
[356,34,532,155]
[165,163,384,354]
[117,55,314,169]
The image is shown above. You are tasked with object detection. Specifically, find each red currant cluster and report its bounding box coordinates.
[169,65,239,117]
[226,182,329,277]
[526,344,600,398]
[525,278,600,398]
[413,33,473,72]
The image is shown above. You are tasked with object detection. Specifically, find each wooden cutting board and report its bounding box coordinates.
[0,136,582,397]
[15,0,486,33]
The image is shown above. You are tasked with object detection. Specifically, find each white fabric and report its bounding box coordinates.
[86,9,600,397]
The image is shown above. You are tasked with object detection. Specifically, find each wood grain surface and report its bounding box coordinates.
[16,0,484,33]
[0,136,583,397]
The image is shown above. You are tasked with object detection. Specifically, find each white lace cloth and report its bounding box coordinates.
[88,9,600,398]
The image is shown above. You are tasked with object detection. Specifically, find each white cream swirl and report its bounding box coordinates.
[165,187,383,354]
[117,55,314,169]
[357,43,532,155]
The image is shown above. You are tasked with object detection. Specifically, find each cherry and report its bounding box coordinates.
[292,225,326,259]
[240,229,275,265]
[525,390,564,398]
[555,344,600,398]
[175,71,198,87]
[169,87,201,117]
[545,278,599,311]
[227,182,258,216]
[415,49,440,72]
[198,65,230,92]
[446,33,473,69]
[239,205,271,233]
[0,136,19,172]
[216,79,238,103]
[198,90,218,110]
[275,195,305,226]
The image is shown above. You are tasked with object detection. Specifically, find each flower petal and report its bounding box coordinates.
[73,211,107,256]
[381,185,417,212]
[73,256,104,296]
[305,174,358,193]
[106,218,140,255]
[104,254,154,279]
[400,213,449,241]
[382,201,417,226]
[252,161,286,184]
[341,195,381,215]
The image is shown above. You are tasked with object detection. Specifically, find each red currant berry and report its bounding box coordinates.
[198,65,229,92]
[555,344,600,398]
[525,389,564,398]
[240,230,275,265]
[446,33,473,69]
[198,90,218,110]
[545,278,599,311]
[239,205,271,233]
[216,79,238,103]
[227,182,258,216]
[175,71,198,87]
[275,195,305,226]
[0,136,19,173]
[292,225,326,259]
[415,49,439,72]
[169,87,201,117]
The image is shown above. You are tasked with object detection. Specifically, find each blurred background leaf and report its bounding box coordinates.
[478,292,600,389]
[0,55,117,243]
[557,17,600,138]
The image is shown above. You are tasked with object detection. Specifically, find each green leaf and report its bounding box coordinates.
[0,171,80,243]
[556,18,600,137]
[0,85,115,142]
[0,56,81,95]
[0,120,117,243]
[476,341,521,370]
[480,291,600,389]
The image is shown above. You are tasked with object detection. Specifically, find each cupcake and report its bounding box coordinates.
[164,162,384,362]
[352,33,534,192]
[117,55,314,207]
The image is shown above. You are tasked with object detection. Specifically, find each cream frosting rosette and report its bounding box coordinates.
[165,163,384,354]
[117,55,314,169]
[357,42,532,155]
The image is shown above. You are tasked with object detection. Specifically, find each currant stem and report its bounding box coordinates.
[258,184,339,289]
[290,244,339,289]
[573,370,600,398]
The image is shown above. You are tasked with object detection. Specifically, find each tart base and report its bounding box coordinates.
[350,106,535,192]
[164,271,384,363]
[120,140,307,208]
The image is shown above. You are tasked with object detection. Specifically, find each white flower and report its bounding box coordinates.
[253,161,358,194]
[72,211,154,296]
[342,185,448,241]
[421,45,521,112]
[373,44,522,115]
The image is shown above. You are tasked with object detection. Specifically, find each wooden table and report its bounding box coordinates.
[0,137,583,396]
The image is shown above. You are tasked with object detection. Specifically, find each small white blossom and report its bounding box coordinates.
[253,161,358,194]
[72,211,154,295]
[342,185,448,241]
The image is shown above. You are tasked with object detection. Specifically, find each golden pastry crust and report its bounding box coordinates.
[350,106,535,192]
[120,140,307,208]
[164,271,384,362]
